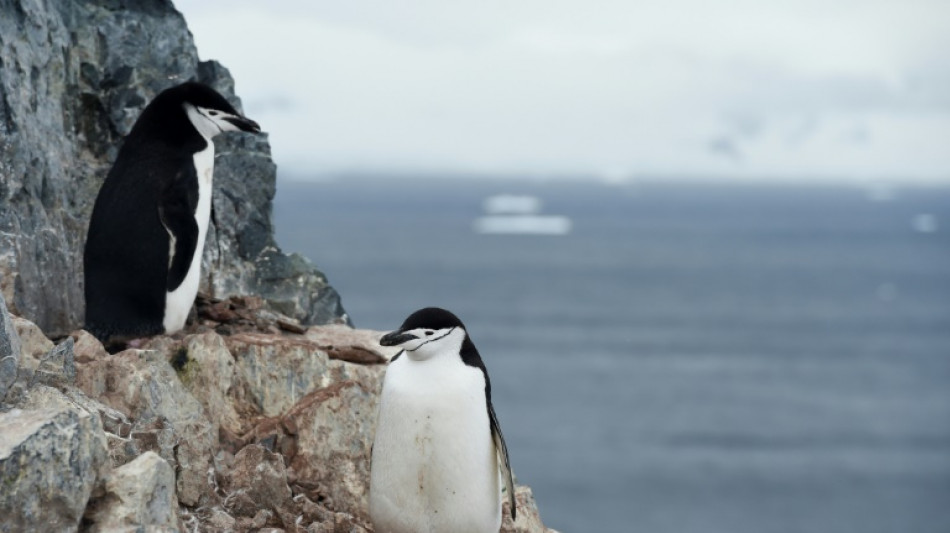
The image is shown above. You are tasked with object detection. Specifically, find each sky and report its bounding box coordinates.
[174,0,950,182]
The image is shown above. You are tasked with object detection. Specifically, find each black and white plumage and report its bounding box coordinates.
[370,307,516,533]
[83,81,260,345]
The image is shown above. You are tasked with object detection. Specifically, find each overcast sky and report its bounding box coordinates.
[174,0,950,182]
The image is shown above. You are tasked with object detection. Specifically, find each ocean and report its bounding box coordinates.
[273,177,950,533]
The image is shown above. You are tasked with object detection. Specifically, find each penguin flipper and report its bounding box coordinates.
[489,401,517,520]
[158,166,200,292]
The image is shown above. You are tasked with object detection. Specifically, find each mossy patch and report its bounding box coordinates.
[170,347,198,386]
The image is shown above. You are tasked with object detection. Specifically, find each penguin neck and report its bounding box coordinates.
[184,104,221,143]
[404,329,465,363]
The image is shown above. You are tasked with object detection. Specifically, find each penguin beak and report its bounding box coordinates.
[223,115,261,133]
[380,331,418,347]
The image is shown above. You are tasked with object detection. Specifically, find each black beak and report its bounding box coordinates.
[380,331,418,347]
[224,115,261,133]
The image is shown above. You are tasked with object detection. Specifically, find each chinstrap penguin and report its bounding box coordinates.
[83,81,260,346]
[370,307,516,533]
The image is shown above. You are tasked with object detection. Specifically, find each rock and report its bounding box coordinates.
[0,406,109,532]
[226,333,339,417]
[88,451,178,532]
[71,329,109,362]
[285,381,379,523]
[173,332,243,441]
[30,337,76,389]
[224,445,292,518]
[205,506,238,531]
[0,1,556,530]
[305,324,398,363]
[74,349,214,506]
[12,316,54,360]
[0,292,20,403]
[0,307,555,532]
[502,485,560,533]
[0,0,347,338]
[1,315,76,405]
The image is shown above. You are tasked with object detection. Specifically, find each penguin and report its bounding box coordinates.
[370,307,516,533]
[83,81,260,345]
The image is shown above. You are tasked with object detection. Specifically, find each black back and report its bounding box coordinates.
[83,82,233,343]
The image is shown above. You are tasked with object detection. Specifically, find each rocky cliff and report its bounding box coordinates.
[0,294,554,532]
[0,1,556,531]
[0,0,347,338]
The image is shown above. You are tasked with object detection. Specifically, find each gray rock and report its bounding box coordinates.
[178,332,243,441]
[2,315,74,406]
[226,333,339,417]
[30,336,77,389]
[12,315,54,360]
[286,380,379,523]
[74,348,215,506]
[224,445,293,518]
[0,308,556,532]
[88,451,178,532]
[0,0,347,338]
[0,406,109,532]
[0,292,19,403]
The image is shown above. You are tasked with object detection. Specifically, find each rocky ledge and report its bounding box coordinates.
[0,291,555,532]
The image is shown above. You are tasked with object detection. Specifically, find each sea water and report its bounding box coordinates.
[274,177,950,533]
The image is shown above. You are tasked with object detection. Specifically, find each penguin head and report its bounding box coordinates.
[177,82,261,137]
[130,81,261,144]
[380,307,469,361]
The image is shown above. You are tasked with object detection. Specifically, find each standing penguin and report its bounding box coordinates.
[83,81,260,345]
[371,307,516,533]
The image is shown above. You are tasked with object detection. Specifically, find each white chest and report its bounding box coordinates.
[163,142,214,333]
[370,356,501,533]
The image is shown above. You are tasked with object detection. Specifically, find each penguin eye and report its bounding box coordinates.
[208,110,219,116]
[425,330,434,336]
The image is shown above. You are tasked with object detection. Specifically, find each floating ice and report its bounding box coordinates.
[912,214,938,233]
[483,195,542,215]
[473,215,572,235]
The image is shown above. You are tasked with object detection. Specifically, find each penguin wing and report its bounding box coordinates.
[158,164,200,291]
[490,401,517,520]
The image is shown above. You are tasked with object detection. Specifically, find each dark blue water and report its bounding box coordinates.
[273,177,950,533]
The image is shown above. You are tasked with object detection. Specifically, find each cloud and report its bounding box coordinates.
[176,0,950,181]
[708,136,743,162]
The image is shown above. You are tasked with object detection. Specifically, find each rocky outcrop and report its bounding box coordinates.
[0,299,557,532]
[0,1,556,530]
[0,0,347,337]
[87,451,179,532]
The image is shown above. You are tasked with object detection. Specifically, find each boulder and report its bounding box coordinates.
[170,332,243,441]
[2,313,77,406]
[224,445,292,518]
[12,315,54,360]
[226,333,340,417]
[74,348,214,506]
[0,406,109,531]
[88,451,178,532]
[285,381,379,522]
